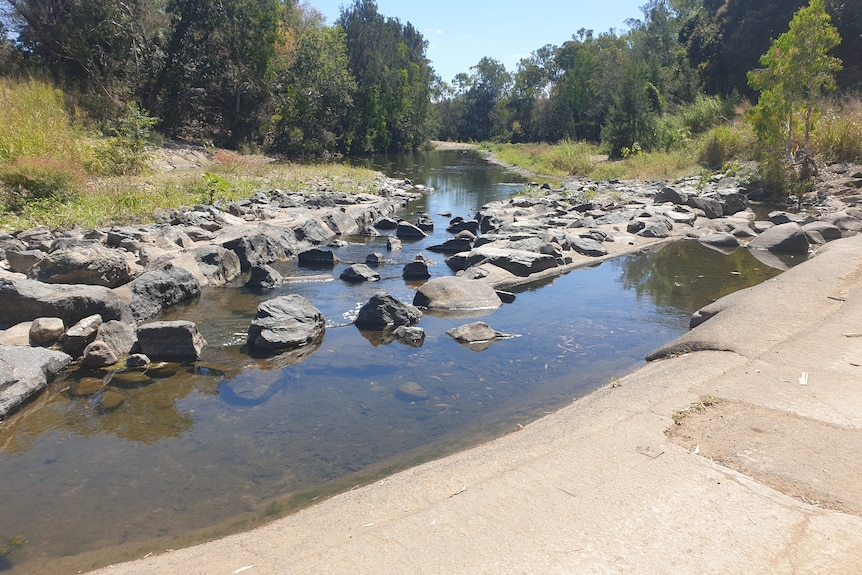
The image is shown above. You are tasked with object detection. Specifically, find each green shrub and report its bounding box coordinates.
[698,124,756,169]
[86,103,158,176]
[681,95,733,134]
[0,157,83,211]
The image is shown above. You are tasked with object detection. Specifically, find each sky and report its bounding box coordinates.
[308,0,647,84]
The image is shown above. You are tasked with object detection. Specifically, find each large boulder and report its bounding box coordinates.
[687,195,724,219]
[247,295,325,351]
[747,222,810,254]
[193,245,242,285]
[413,276,502,312]
[354,293,423,330]
[221,228,294,272]
[0,277,132,326]
[340,264,381,283]
[244,264,283,290]
[0,345,72,418]
[136,320,207,360]
[129,264,201,322]
[396,221,427,240]
[28,240,131,287]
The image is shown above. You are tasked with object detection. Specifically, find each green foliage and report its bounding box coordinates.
[601,66,660,158]
[0,535,25,559]
[0,157,83,212]
[86,104,158,176]
[812,100,862,162]
[197,173,232,205]
[698,124,755,169]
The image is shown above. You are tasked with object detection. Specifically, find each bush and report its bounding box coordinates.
[698,124,757,169]
[681,95,734,134]
[86,103,158,176]
[0,157,83,211]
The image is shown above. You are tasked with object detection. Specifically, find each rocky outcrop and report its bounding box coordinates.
[0,345,72,418]
[247,295,325,352]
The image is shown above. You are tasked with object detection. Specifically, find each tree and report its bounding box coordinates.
[268,6,355,155]
[747,0,842,161]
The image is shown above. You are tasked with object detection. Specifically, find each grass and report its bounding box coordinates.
[481,139,703,182]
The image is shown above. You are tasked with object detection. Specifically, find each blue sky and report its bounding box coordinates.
[308,0,647,83]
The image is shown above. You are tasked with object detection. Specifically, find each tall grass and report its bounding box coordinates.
[813,99,862,163]
[0,78,88,164]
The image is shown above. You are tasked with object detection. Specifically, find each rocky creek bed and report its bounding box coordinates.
[1,161,861,422]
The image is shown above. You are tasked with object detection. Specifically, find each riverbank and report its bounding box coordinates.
[89,231,862,574]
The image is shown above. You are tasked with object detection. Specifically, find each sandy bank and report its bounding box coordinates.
[89,233,862,574]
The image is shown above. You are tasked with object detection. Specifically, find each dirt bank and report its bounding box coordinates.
[89,233,862,574]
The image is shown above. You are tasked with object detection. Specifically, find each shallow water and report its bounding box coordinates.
[0,150,798,573]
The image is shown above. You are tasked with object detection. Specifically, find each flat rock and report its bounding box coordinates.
[413,276,502,312]
[0,345,72,418]
[0,277,132,326]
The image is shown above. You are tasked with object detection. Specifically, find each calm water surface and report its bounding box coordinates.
[0,150,798,573]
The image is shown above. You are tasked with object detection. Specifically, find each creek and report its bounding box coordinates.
[0,150,799,574]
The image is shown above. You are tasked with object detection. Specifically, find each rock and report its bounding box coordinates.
[68,377,104,397]
[99,390,125,412]
[446,321,514,350]
[129,264,201,322]
[467,246,558,277]
[831,212,862,233]
[137,320,207,359]
[299,248,339,267]
[125,353,151,368]
[222,229,293,271]
[29,317,65,345]
[0,277,131,326]
[747,222,810,254]
[413,276,502,312]
[96,320,137,357]
[393,326,425,347]
[6,248,45,273]
[59,314,103,357]
[403,260,431,280]
[354,293,423,330]
[427,238,473,253]
[193,245,241,285]
[396,221,427,240]
[717,190,748,215]
[395,381,431,402]
[698,232,741,249]
[447,218,480,234]
[415,215,434,232]
[654,186,688,205]
[687,195,724,219]
[247,295,325,351]
[340,264,381,283]
[28,240,131,287]
[0,345,72,418]
[802,221,842,242]
[386,236,403,251]
[80,340,119,368]
[365,252,386,267]
[245,264,283,290]
[568,237,608,257]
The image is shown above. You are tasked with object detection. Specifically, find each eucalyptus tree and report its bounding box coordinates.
[338,0,433,152]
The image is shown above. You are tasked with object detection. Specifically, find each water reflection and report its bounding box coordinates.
[0,150,788,574]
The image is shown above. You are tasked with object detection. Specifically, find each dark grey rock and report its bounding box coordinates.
[393,325,425,347]
[137,320,207,359]
[355,292,423,330]
[386,236,403,251]
[340,264,381,283]
[427,238,473,254]
[447,218,480,234]
[687,196,724,219]
[698,232,741,249]
[126,353,151,367]
[245,264,283,290]
[802,221,842,243]
[396,221,427,239]
[0,345,72,418]
[299,248,339,267]
[247,295,325,351]
[446,321,515,351]
[365,252,386,267]
[468,246,558,277]
[222,228,293,272]
[568,237,608,257]
[373,217,400,230]
[129,264,201,322]
[0,277,131,327]
[654,186,688,205]
[403,260,431,280]
[413,276,502,311]
[748,222,810,254]
[194,245,241,285]
[6,248,45,273]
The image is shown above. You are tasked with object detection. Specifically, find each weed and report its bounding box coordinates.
[671,394,716,425]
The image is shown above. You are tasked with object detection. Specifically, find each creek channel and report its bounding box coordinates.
[0,149,799,574]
